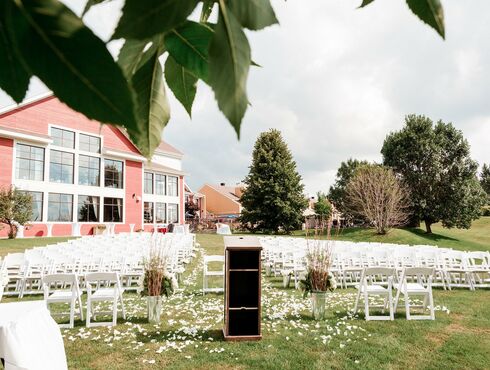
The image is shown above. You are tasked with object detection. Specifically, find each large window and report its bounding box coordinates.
[48,193,73,222]
[24,191,43,222]
[167,203,178,223]
[104,197,123,222]
[78,195,100,222]
[51,127,75,149]
[167,176,178,196]
[15,143,45,181]
[50,150,74,184]
[144,172,154,194]
[155,174,166,195]
[155,202,166,223]
[79,155,100,186]
[144,202,154,223]
[79,133,101,153]
[104,159,124,188]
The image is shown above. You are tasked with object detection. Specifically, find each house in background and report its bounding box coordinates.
[0,93,186,237]
[197,183,243,220]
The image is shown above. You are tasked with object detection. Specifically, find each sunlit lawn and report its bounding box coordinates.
[1,220,489,369]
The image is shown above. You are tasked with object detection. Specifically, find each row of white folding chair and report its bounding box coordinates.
[43,272,126,328]
[353,267,435,321]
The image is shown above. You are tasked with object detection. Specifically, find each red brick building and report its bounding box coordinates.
[0,94,186,237]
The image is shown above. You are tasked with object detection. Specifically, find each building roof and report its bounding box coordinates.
[206,184,241,202]
[156,141,183,157]
[0,92,183,158]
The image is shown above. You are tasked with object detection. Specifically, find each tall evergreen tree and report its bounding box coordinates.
[240,129,307,233]
[382,115,486,233]
[480,164,490,204]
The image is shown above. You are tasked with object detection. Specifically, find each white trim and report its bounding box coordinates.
[0,127,52,145]
[0,92,53,116]
[103,148,146,162]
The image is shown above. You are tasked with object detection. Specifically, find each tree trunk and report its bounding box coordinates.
[424,219,432,234]
[8,223,16,239]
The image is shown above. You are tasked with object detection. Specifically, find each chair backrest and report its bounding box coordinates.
[43,273,78,285]
[364,267,396,277]
[403,267,435,277]
[203,255,224,273]
[85,272,119,283]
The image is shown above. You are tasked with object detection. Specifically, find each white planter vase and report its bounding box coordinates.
[311,291,327,320]
[147,296,163,324]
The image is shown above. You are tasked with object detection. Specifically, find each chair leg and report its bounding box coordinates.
[388,290,394,321]
[404,292,411,320]
[393,288,401,313]
[78,295,84,321]
[70,298,75,329]
[86,299,91,328]
[112,299,118,326]
[364,292,370,320]
[353,289,361,314]
[429,290,435,320]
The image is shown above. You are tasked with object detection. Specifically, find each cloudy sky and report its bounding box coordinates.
[1,0,489,195]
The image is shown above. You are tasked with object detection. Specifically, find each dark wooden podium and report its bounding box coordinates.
[223,236,262,341]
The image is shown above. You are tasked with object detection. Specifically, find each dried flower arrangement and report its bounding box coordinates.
[138,240,177,297]
[301,240,337,298]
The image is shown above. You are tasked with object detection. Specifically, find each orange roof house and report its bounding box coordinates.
[197,183,243,218]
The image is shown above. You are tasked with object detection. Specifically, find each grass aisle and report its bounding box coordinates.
[1,224,489,369]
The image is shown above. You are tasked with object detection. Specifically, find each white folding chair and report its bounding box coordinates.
[466,251,490,289]
[353,267,395,321]
[43,273,84,328]
[394,267,435,320]
[202,255,225,295]
[85,272,126,327]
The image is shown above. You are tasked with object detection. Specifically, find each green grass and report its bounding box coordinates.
[0,236,75,257]
[1,220,489,369]
[294,217,490,252]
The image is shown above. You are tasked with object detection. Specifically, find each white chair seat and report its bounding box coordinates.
[404,283,427,292]
[356,284,388,293]
[92,288,118,300]
[48,291,78,301]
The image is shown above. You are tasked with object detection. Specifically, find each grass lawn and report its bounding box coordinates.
[1,220,489,369]
[0,236,75,258]
[294,217,490,252]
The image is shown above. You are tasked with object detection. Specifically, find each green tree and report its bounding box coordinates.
[240,129,307,233]
[480,164,490,204]
[314,192,332,218]
[382,115,487,233]
[328,159,369,219]
[0,187,33,239]
[0,0,445,157]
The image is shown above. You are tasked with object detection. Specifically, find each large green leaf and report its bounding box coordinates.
[358,0,375,7]
[406,0,445,39]
[129,46,170,157]
[0,2,31,103]
[118,38,158,77]
[228,0,278,31]
[209,1,251,136]
[82,0,109,16]
[6,0,137,129]
[165,55,197,117]
[200,0,215,23]
[164,21,213,83]
[113,0,198,40]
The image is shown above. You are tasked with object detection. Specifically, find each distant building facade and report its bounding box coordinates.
[197,183,243,219]
[0,94,186,237]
